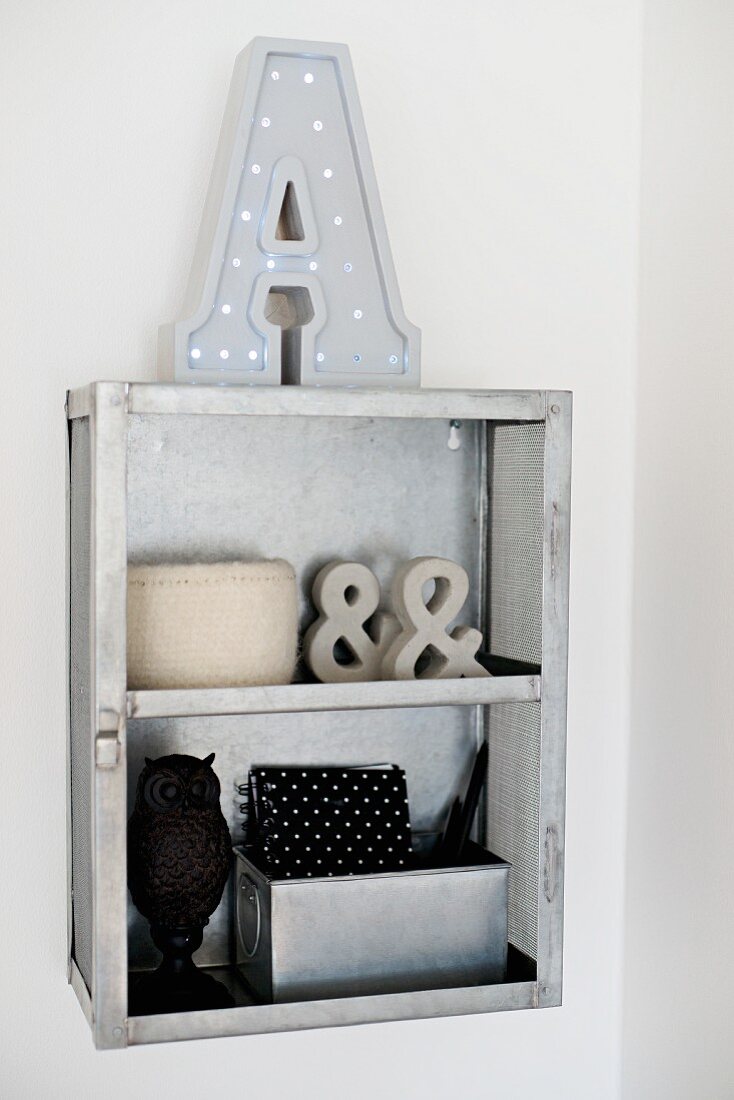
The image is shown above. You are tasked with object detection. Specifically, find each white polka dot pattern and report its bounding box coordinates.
[248,765,413,879]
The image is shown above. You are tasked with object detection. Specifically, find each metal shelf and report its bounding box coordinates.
[67,381,571,1048]
[67,382,549,422]
[126,675,541,720]
[126,979,538,1045]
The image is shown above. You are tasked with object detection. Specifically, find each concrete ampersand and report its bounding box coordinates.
[303,562,399,683]
[381,557,490,680]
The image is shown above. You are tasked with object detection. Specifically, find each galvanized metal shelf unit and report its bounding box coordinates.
[66,381,571,1048]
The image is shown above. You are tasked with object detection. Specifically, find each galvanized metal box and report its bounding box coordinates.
[234,840,510,1003]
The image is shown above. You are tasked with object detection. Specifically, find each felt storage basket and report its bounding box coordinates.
[233,836,510,1003]
[127,560,298,690]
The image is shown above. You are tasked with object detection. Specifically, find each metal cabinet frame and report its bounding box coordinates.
[66,382,571,1048]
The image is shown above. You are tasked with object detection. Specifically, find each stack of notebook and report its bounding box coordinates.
[245,763,414,879]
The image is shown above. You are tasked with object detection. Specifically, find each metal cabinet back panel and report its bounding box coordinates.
[126,413,485,633]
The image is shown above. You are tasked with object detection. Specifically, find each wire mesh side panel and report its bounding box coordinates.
[70,418,93,989]
[486,702,541,960]
[487,422,545,664]
[485,423,545,960]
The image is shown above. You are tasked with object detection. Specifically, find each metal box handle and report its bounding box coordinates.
[237,873,261,957]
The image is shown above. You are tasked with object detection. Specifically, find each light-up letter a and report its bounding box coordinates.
[159,37,420,387]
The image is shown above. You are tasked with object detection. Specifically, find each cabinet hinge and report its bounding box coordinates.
[95,710,121,768]
[543,824,560,903]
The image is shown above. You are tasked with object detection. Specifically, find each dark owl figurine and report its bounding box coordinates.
[128,752,231,929]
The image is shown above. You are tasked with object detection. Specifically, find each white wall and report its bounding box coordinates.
[1,3,641,1097]
[621,4,734,1098]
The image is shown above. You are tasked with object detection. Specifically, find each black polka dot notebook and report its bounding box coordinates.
[246,764,414,879]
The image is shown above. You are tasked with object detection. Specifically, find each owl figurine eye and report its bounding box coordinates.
[189,774,219,807]
[144,773,184,812]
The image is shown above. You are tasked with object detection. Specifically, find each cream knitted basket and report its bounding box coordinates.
[127,560,298,690]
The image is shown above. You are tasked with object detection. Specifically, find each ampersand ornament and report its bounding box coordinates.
[303,561,399,683]
[381,557,490,680]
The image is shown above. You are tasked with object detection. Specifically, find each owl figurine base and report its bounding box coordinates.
[128,752,235,1014]
[128,923,234,1015]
